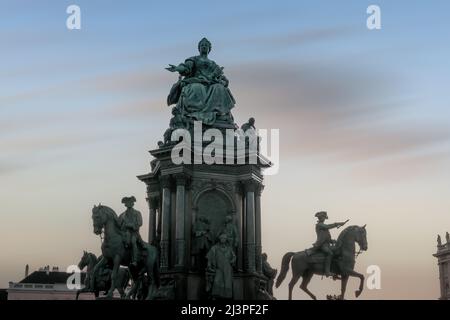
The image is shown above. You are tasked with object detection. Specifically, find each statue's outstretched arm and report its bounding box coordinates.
[165,60,194,76]
[321,223,340,230]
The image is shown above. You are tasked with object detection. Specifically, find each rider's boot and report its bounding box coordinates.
[131,240,138,267]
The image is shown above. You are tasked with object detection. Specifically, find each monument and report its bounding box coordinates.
[433,232,450,300]
[275,211,368,300]
[137,38,273,299]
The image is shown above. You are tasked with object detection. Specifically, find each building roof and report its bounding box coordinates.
[19,271,86,284]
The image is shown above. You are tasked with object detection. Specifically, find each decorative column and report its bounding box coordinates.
[438,262,445,299]
[244,180,256,273]
[148,196,158,245]
[234,183,244,271]
[159,175,172,270]
[255,184,263,273]
[175,174,187,268]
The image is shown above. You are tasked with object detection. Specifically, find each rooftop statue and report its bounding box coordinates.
[166,38,236,127]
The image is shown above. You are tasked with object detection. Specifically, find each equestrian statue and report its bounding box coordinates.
[275,211,368,300]
[90,197,160,299]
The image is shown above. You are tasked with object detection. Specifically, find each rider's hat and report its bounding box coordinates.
[315,211,328,219]
[121,196,136,204]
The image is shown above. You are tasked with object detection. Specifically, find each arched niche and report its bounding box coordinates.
[193,188,235,242]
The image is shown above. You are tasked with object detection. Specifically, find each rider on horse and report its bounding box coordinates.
[313,211,348,277]
[118,196,143,267]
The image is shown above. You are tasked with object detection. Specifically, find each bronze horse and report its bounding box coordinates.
[276,225,368,300]
[76,251,130,299]
[91,205,160,299]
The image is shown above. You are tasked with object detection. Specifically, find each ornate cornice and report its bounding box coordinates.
[159,175,172,189]
[174,173,188,186]
[243,180,259,193]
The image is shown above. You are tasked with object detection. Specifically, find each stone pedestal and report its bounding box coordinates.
[138,144,271,300]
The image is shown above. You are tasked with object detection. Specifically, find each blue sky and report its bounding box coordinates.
[1,1,450,299]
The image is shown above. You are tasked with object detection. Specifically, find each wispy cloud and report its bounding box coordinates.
[228,61,450,179]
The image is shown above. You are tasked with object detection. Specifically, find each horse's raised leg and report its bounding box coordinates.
[347,270,365,298]
[299,270,316,300]
[107,255,121,299]
[339,275,349,300]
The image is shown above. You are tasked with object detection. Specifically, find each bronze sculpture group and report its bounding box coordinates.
[77,38,369,300]
[79,196,244,300]
[89,200,160,300]
[276,211,368,300]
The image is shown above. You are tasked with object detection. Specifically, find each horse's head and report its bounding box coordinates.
[92,204,118,235]
[337,225,368,252]
[355,225,368,251]
[92,204,106,235]
[78,250,89,270]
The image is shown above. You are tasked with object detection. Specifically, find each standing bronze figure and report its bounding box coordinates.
[206,234,236,299]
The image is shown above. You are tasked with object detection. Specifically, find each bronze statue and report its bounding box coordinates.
[163,107,188,144]
[191,215,213,270]
[206,234,236,299]
[312,211,348,277]
[239,117,261,149]
[91,204,160,299]
[76,251,130,300]
[241,117,255,132]
[261,253,277,296]
[166,38,236,126]
[220,215,239,253]
[276,224,368,300]
[117,196,143,267]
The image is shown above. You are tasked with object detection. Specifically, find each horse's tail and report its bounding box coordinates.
[275,252,295,288]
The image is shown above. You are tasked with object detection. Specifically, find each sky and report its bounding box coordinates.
[1,0,450,299]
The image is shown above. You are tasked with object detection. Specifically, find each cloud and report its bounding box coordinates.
[0,161,25,176]
[236,27,359,49]
[227,61,450,179]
